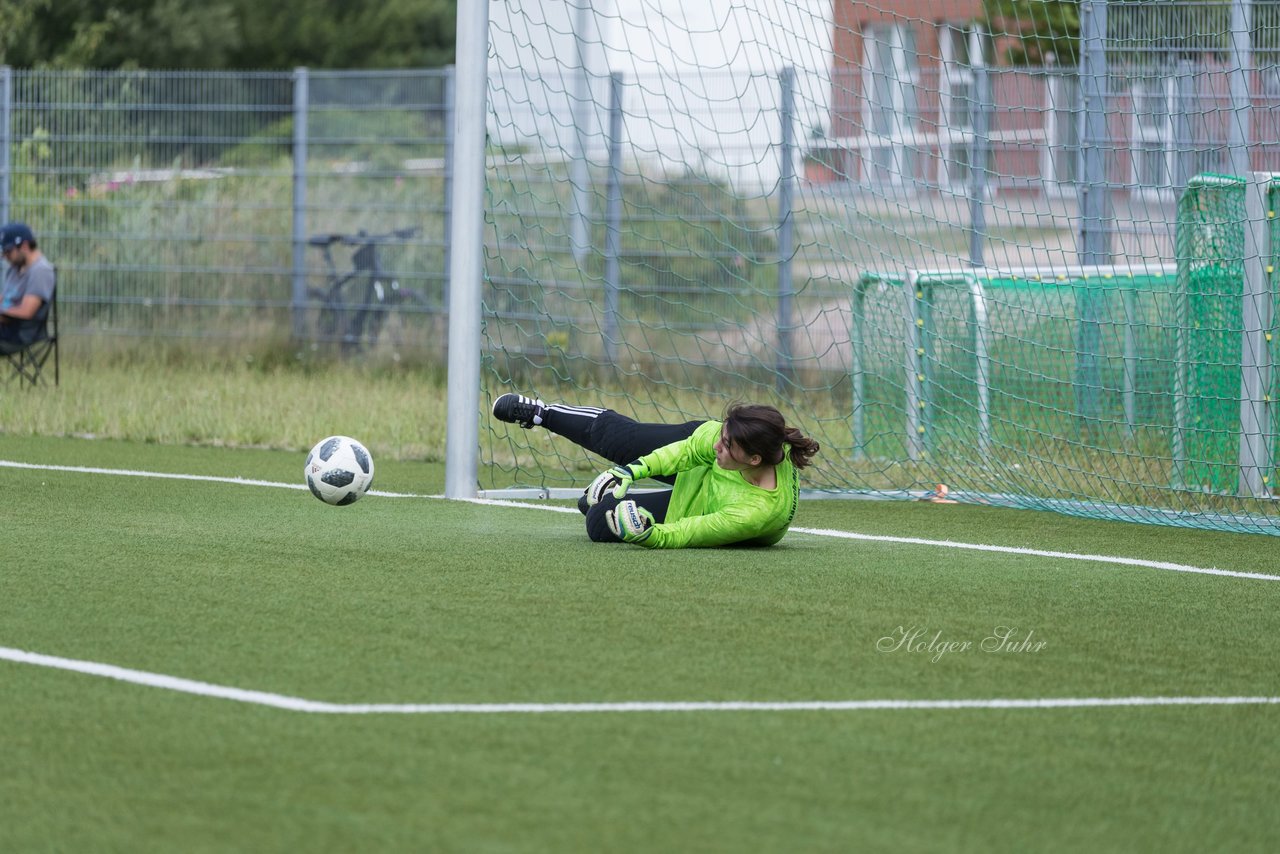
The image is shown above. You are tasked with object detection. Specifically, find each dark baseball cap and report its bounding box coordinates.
[0,222,34,251]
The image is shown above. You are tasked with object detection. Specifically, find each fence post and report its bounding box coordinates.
[776,66,796,389]
[444,0,491,500]
[603,72,623,365]
[970,275,992,456]
[290,67,309,342]
[1227,0,1253,181]
[0,66,10,224]
[968,33,990,268]
[1169,60,1194,479]
[1173,61,1194,195]
[1172,191,1191,489]
[1076,0,1111,424]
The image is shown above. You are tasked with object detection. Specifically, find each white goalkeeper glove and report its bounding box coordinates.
[584,460,649,506]
[605,500,656,543]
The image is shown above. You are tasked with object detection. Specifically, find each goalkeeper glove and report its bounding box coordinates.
[605,500,656,543]
[584,460,649,506]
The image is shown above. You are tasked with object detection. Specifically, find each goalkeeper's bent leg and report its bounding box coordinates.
[585,490,673,542]
[540,405,703,475]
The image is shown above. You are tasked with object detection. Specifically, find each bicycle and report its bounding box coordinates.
[306,227,426,352]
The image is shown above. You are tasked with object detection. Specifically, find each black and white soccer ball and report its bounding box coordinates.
[305,435,375,506]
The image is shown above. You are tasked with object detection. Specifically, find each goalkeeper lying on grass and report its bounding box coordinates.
[492,394,820,548]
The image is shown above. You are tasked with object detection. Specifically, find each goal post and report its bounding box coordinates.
[443,0,490,500]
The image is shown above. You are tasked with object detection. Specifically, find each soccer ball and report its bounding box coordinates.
[305,436,375,506]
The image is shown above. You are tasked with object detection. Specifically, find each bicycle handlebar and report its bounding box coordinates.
[308,226,419,247]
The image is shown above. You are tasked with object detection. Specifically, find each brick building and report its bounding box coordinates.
[808,0,1270,196]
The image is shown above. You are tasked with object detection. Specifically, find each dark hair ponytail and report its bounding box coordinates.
[782,425,820,469]
[722,403,821,470]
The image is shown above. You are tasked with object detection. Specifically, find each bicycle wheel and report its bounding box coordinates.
[306,286,342,346]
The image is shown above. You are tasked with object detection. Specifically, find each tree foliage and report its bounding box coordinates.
[0,0,455,70]
[228,0,454,70]
[983,0,1081,66]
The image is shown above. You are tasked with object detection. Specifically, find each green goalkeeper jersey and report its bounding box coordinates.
[634,419,800,549]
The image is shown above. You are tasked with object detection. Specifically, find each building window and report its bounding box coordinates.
[1044,71,1079,193]
[862,22,918,187]
[939,23,990,189]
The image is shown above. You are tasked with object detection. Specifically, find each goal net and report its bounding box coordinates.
[474,0,1280,534]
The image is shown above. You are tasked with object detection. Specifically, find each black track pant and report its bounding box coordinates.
[540,404,704,542]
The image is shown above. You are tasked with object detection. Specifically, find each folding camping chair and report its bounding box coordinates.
[2,286,58,388]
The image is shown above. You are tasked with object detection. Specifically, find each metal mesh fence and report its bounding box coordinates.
[1,67,451,357]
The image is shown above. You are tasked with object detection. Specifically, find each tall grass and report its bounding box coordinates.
[1,342,448,462]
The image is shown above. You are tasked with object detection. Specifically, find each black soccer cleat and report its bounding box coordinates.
[492,392,546,428]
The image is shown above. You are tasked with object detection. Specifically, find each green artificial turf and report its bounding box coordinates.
[0,436,1276,852]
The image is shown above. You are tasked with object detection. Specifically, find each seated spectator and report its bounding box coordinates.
[0,222,56,354]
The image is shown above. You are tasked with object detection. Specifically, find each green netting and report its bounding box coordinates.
[1174,175,1279,496]
[478,3,1280,536]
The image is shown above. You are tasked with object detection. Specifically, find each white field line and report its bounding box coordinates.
[0,459,428,498]
[451,495,581,514]
[2,646,1277,716]
[2,459,1274,580]
[788,527,1280,582]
